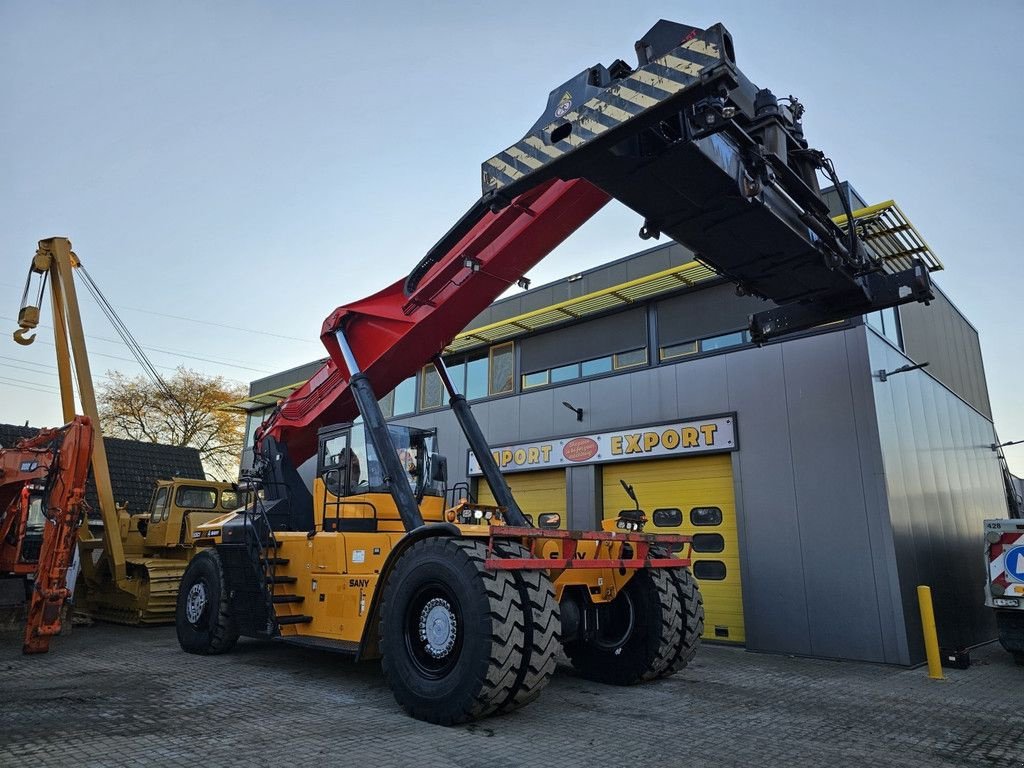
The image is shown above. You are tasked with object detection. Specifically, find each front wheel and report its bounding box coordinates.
[176,549,238,655]
[380,537,535,725]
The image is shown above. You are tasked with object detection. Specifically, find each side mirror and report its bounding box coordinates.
[619,478,639,510]
[430,454,448,484]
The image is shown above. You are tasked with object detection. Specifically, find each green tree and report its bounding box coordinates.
[97,366,246,480]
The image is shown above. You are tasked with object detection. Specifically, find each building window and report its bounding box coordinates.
[489,342,514,395]
[522,348,642,390]
[465,354,489,400]
[865,307,902,349]
[420,364,444,411]
[693,560,727,580]
[443,349,497,401]
[659,330,751,361]
[550,363,580,383]
[690,506,723,526]
[380,376,416,418]
[660,341,698,360]
[522,370,549,389]
[392,376,416,415]
[700,331,747,352]
[613,348,647,369]
[580,356,612,376]
[691,533,725,553]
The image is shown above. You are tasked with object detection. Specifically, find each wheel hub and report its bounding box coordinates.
[419,597,456,658]
[185,581,208,625]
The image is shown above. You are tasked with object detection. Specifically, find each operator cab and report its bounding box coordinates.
[315,422,448,533]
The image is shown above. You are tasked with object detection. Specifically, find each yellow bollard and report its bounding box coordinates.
[917,585,945,680]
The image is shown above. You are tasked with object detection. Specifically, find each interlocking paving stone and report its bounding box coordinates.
[1,624,1022,767]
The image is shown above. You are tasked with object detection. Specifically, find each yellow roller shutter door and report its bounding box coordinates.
[601,454,744,644]
[476,469,567,529]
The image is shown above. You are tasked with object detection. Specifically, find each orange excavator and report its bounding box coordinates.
[0,416,94,653]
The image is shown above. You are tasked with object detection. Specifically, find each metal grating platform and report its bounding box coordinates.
[833,200,943,275]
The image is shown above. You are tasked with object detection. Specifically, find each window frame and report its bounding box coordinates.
[521,369,550,389]
[659,340,698,361]
[174,485,219,512]
[488,342,515,396]
[613,347,648,370]
[419,363,445,412]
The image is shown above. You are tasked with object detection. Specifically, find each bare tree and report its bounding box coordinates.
[97,367,247,480]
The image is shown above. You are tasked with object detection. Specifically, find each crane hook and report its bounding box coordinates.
[13,306,40,346]
[13,326,36,346]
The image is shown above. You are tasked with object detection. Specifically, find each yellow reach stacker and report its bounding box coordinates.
[175,18,936,724]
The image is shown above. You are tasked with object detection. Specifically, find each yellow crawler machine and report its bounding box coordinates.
[177,17,934,723]
[14,237,234,625]
[83,478,236,624]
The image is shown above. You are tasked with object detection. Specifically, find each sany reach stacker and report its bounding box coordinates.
[177,20,936,724]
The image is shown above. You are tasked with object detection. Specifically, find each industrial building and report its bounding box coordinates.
[234,187,1010,666]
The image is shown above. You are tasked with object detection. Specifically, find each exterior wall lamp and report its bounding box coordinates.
[562,400,583,421]
[876,361,929,382]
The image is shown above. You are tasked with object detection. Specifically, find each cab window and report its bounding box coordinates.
[175,486,218,510]
[150,487,169,523]
[26,495,45,530]
[221,490,240,510]
[349,428,382,494]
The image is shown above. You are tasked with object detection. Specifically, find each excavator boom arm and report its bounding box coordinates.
[0,416,94,653]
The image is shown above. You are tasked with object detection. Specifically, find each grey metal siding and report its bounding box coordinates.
[898,285,992,418]
[868,332,1004,661]
[397,326,904,663]
[519,307,647,372]
[656,283,768,346]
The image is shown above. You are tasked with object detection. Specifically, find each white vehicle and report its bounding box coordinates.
[985,518,1024,665]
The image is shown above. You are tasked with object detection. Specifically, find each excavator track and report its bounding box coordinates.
[86,559,188,625]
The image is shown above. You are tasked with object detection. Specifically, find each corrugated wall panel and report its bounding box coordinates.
[868,333,1004,660]
[899,286,992,418]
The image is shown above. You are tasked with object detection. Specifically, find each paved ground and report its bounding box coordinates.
[1,624,1022,768]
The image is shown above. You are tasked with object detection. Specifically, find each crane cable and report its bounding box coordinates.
[74,263,192,420]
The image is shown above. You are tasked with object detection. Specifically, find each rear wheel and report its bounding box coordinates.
[996,610,1024,659]
[658,563,704,677]
[175,549,238,655]
[566,566,701,685]
[380,537,530,725]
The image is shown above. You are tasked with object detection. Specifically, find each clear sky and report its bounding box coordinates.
[1,1,1021,472]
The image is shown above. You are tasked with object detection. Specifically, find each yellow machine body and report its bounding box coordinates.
[194,476,647,657]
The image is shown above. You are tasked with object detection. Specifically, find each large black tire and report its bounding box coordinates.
[996,609,1024,655]
[492,542,560,714]
[380,538,535,725]
[176,549,239,655]
[658,564,705,677]
[566,566,697,685]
